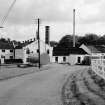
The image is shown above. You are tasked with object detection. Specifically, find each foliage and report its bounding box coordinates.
[82,56,91,65]
[57,35,79,48]
[50,41,58,47]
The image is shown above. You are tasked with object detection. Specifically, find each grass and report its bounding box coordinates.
[0,65,39,80]
[62,69,105,105]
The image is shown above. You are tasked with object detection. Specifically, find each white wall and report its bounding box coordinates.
[52,56,68,63]
[52,55,85,65]
[15,49,24,59]
[91,55,105,80]
[68,55,85,65]
[23,40,53,64]
[0,49,14,64]
[0,49,14,59]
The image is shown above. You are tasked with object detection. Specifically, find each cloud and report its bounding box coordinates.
[1,0,105,41]
[0,0,105,25]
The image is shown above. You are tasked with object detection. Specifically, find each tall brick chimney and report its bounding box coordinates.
[45,26,50,45]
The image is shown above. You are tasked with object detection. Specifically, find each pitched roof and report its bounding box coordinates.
[0,42,14,49]
[86,45,105,53]
[53,47,87,56]
[94,45,105,53]
[87,45,101,53]
[15,45,23,49]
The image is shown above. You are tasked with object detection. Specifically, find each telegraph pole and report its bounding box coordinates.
[73,9,76,47]
[37,18,41,69]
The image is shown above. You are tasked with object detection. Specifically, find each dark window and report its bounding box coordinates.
[47,49,49,54]
[1,55,5,59]
[10,56,13,59]
[63,56,66,62]
[26,48,30,54]
[26,58,30,62]
[37,49,39,53]
[2,49,5,52]
[78,57,81,63]
[10,50,13,52]
[55,57,58,62]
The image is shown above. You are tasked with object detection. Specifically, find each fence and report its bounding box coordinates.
[91,55,105,80]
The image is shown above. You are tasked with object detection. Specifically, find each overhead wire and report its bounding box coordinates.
[0,0,16,27]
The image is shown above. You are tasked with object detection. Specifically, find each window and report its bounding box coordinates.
[1,55,5,59]
[63,57,66,62]
[78,57,81,63]
[55,57,58,62]
[37,49,39,53]
[47,49,49,54]
[26,58,30,62]
[10,56,13,59]
[26,48,30,54]
[10,50,13,52]
[2,49,5,52]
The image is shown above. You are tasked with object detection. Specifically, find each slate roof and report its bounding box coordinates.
[0,42,14,49]
[87,45,105,53]
[87,46,101,53]
[15,46,23,49]
[94,45,105,53]
[53,47,88,56]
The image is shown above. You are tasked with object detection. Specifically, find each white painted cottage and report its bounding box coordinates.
[52,47,88,65]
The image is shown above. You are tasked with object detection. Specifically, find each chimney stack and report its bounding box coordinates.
[45,26,50,45]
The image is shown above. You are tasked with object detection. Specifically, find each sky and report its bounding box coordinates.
[0,0,105,41]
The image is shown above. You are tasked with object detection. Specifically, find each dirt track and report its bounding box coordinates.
[62,67,105,105]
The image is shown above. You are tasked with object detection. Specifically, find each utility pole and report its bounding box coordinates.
[37,18,41,69]
[73,9,76,47]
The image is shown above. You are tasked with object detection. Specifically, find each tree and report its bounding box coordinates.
[50,41,58,47]
[78,33,99,45]
[96,35,105,45]
[58,35,79,48]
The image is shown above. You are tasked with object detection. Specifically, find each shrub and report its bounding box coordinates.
[82,56,91,65]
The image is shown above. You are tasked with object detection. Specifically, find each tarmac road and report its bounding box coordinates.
[0,64,88,105]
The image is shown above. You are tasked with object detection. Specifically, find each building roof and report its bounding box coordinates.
[94,45,105,53]
[15,45,23,49]
[53,47,87,56]
[84,45,105,53]
[22,41,34,47]
[0,42,14,49]
[87,45,101,53]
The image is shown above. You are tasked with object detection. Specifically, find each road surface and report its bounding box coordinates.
[0,64,88,105]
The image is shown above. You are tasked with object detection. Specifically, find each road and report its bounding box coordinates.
[0,64,88,105]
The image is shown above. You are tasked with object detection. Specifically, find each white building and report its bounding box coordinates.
[15,46,24,60]
[0,43,14,64]
[23,40,53,64]
[52,47,88,65]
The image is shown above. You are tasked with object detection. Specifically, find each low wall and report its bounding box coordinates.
[91,55,105,79]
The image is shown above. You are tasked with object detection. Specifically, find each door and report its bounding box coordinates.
[78,57,81,63]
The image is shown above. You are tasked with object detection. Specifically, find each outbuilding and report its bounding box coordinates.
[52,47,88,65]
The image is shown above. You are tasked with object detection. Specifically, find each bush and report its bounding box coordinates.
[82,56,91,65]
